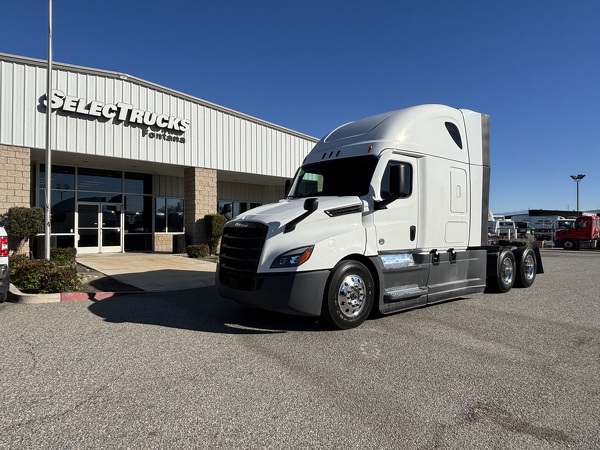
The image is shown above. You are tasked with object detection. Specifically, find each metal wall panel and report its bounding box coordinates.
[154,174,184,198]
[0,55,317,179]
[218,181,283,205]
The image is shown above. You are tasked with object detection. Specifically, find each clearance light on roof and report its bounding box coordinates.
[322,151,341,159]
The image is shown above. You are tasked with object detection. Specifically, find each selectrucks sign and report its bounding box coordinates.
[42,90,190,143]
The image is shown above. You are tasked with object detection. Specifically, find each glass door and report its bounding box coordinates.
[77,202,123,253]
[100,203,123,252]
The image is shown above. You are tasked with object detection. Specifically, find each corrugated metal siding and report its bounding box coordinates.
[0,56,316,178]
[154,175,185,197]
[218,181,284,204]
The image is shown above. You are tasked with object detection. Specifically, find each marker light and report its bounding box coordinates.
[270,246,314,269]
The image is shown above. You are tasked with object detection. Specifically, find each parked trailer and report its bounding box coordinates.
[217,105,544,329]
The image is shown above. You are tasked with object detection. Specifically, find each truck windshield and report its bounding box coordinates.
[288,155,378,198]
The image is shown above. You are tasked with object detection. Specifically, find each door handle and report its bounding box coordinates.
[410,225,416,241]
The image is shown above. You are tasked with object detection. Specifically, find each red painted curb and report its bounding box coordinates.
[60,291,144,302]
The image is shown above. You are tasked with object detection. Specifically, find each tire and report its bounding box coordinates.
[515,248,536,288]
[562,239,577,250]
[0,291,7,303]
[322,260,374,330]
[489,250,516,293]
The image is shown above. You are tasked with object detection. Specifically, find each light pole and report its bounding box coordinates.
[570,174,585,215]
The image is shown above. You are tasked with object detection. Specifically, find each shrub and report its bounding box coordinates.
[50,247,77,266]
[204,214,227,255]
[2,207,44,254]
[9,255,81,293]
[186,244,210,259]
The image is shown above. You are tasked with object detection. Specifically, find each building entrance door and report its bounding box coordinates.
[77,202,123,253]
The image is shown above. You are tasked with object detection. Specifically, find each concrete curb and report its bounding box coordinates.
[8,283,60,304]
[8,283,144,304]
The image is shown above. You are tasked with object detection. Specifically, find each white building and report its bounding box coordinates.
[0,53,317,254]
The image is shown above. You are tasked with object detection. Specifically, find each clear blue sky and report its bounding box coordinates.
[1,0,599,214]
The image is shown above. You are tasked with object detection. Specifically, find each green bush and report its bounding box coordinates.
[186,244,210,259]
[204,214,227,255]
[9,255,81,293]
[50,247,77,266]
[2,207,44,254]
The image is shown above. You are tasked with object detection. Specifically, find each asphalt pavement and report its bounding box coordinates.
[0,249,598,449]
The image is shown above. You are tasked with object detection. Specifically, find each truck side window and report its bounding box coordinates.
[445,122,463,149]
[380,161,412,199]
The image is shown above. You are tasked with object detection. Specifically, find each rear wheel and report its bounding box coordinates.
[489,250,516,293]
[322,261,374,330]
[515,248,536,288]
[562,239,577,250]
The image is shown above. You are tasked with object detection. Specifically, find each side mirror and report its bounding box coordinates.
[285,198,319,233]
[376,164,411,210]
[389,164,410,198]
[284,179,292,197]
[304,198,318,212]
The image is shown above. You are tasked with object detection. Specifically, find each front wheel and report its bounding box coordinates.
[322,260,374,330]
[562,239,577,250]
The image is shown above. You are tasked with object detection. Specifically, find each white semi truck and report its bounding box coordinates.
[217,105,543,329]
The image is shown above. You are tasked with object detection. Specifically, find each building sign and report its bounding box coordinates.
[41,90,190,142]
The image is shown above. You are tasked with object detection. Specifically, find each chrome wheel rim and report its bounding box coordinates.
[523,254,535,280]
[501,258,514,285]
[336,274,366,318]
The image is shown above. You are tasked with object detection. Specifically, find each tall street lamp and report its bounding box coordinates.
[570,174,585,215]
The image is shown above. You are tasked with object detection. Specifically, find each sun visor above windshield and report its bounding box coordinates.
[323,111,395,143]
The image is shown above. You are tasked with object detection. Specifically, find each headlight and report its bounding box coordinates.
[270,246,314,269]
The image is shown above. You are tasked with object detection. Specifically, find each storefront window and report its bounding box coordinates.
[218,201,262,219]
[77,192,122,203]
[124,195,152,233]
[77,168,122,193]
[51,193,75,233]
[155,197,184,232]
[124,172,152,195]
[39,165,75,190]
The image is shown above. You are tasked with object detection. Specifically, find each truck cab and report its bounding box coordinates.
[555,215,600,250]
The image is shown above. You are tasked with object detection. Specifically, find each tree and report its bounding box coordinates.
[1,207,44,254]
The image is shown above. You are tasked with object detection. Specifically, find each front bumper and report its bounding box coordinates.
[216,266,330,317]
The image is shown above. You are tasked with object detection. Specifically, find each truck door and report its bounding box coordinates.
[372,155,429,310]
[373,156,419,253]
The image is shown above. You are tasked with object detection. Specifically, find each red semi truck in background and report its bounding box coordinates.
[555,215,600,250]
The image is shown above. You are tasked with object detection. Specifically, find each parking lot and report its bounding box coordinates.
[0,249,598,449]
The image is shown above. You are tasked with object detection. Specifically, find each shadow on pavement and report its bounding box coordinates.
[87,286,330,334]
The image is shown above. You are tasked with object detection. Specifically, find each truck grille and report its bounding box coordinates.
[219,221,268,290]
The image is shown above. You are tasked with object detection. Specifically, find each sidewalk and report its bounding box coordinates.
[9,253,217,304]
[77,253,217,291]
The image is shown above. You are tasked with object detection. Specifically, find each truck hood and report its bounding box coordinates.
[229,196,368,272]
[234,196,365,229]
